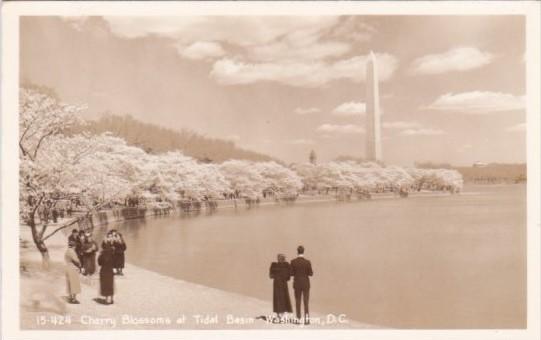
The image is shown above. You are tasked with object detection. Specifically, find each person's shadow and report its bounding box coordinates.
[93,297,109,305]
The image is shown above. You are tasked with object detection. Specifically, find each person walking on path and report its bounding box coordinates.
[112,230,127,275]
[64,240,82,304]
[81,232,98,276]
[97,236,115,305]
[290,245,313,324]
[269,253,293,322]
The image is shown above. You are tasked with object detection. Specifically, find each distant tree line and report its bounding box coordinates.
[416,162,526,184]
[69,113,276,163]
[453,163,526,184]
[414,161,452,169]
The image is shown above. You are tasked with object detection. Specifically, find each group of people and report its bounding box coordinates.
[64,229,127,304]
[65,234,312,319]
[269,245,313,324]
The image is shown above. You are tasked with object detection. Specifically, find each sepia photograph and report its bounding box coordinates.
[1,1,540,340]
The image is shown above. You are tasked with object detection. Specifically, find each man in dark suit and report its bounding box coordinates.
[290,245,313,324]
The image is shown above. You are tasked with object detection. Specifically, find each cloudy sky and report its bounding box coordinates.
[20,16,526,165]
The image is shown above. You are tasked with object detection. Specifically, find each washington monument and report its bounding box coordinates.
[365,51,382,162]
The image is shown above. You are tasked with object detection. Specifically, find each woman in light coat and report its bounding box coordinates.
[65,240,82,304]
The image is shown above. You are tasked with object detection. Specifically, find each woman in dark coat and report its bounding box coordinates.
[269,253,293,321]
[81,233,98,276]
[98,236,115,304]
[111,230,127,275]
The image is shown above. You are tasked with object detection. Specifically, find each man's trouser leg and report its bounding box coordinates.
[303,288,310,318]
[294,287,302,319]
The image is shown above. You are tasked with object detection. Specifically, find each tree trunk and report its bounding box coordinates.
[37,241,50,270]
[29,219,50,270]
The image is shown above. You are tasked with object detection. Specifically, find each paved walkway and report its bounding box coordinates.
[20,229,376,330]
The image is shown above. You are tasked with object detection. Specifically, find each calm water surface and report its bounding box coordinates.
[109,184,526,328]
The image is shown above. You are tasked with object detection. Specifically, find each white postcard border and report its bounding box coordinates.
[1,1,540,340]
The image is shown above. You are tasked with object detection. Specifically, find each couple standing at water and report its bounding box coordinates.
[269,245,313,324]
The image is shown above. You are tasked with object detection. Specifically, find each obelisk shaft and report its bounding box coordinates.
[366,52,382,162]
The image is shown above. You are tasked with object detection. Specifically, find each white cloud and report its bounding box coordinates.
[102,17,396,88]
[210,59,320,87]
[382,121,423,129]
[383,121,444,137]
[316,124,364,134]
[287,139,315,145]
[104,16,341,47]
[506,123,526,132]
[410,47,494,75]
[103,16,370,62]
[178,41,225,60]
[294,107,320,115]
[425,91,525,114]
[399,128,446,136]
[332,53,398,82]
[249,28,351,62]
[332,102,366,116]
[327,17,376,43]
[210,53,398,87]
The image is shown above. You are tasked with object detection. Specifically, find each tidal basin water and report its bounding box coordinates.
[112,184,526,328]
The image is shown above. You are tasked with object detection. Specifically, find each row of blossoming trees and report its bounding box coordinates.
[19,87,463,266]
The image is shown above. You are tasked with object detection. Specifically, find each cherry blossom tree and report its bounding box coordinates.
[290,163,319,191]
[19,88,87,266]
[252,161,303,196]
[146,152,231,200]
[406,168,463,192]
[19,88,141,267]
[219,160,268,199]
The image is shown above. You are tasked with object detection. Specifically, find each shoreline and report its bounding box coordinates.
[19,228,378,330]
[83,189,456,230]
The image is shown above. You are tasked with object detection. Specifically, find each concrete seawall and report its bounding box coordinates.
[81,190,453,230]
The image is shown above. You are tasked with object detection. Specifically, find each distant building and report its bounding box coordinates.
[473,161,488,168]
[309,150,317,165]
